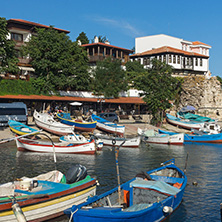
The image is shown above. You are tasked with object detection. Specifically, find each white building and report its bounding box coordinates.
[131,34,211,76]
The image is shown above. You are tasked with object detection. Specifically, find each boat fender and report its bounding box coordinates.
[66,164,87,184]
[163,206,173,214]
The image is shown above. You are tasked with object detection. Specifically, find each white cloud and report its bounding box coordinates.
[91,16,144,37]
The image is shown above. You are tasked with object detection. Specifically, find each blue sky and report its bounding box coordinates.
[1,0,222,77]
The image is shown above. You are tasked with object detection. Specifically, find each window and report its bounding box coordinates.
[195,58,198,66]
[173,55,176,64]
[163,55,166,62]
[169,55,172,63]
[177,55,180,64]
[200,58,203,66]
[11,33,23,41]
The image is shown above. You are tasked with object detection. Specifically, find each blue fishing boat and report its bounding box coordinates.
[56,112,97,132]
[64,159,187,222]
[91,114,125,136]
[8,120,38,136]
[158,129,222,143]
[166,113,204,130]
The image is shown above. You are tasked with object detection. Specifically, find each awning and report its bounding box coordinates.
[70,102,82,106]
[19,67,35,71]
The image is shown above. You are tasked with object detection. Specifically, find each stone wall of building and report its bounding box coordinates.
[178,76,222,120]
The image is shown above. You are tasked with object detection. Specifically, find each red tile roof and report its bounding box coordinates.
[81,42,133,53]
[7,19,70,34]
[130,46,209,58]
[192,41,211,47]
[0,95,145,104]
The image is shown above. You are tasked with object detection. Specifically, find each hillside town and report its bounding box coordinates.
[0,16,222,222]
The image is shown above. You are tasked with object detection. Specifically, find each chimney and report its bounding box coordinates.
[105,40,110,45]
[94,36,99,43]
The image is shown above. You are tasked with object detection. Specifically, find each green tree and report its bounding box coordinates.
[0,17,19,74]
[134,58,181,125]
[22,27,90,93]
[76,32,89,44]
[92,57,128,98]
[125,60,146,85]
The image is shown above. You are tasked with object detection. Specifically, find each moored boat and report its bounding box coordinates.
[138,128,184,145]
[16,137,96,154]
[59,134,104,150]
[158,129,222,143]
[8,120,38,136]
[64,158,187,222]
[34,110,74,136]
[56,112,97,132]
[0,165,97,222]
[94,133,141,148]
[91,114,125,136]
[166,113,204,130]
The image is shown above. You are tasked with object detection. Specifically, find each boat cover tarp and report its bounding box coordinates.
[130,179,180,195]
[178,112,214,122]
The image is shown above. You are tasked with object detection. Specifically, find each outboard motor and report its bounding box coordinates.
[66,164,87,184]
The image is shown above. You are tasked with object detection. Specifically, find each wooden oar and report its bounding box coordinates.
[114,139,125,205]
[0,130,42,144]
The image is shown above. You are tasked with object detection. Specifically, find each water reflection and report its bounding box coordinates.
[0,141,222,221]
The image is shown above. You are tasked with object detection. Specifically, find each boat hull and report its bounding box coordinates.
[159,129,222,143]
[16,138,96,154]
[146,133,184,145]
[166,114,204,130]
[91,114,125,136]
[95,134,141,148]
[8,120,38,136]
[34,111,74,136]
[56,113,97,132]
[0,180,97,222]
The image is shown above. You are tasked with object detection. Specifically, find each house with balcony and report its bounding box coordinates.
[5,19,70,79]
[81,37,133,68]
[130,34,211,77]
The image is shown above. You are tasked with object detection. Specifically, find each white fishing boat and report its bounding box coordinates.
[33,110,74,136]
[166,113,204,130]
[91,114,125,136]
[94,133,141,148]
[59,134,104,150]
[16,137,96,154]
[138,128,184,145]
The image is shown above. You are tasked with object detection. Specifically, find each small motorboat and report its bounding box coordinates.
[33,110,74,136]
[59,134,104,150]
[64,159,187,222]
[91,114,125,136]
[94,133,141,148]
[138,128,184,145]
[56,112,97,132]
[8,120,39,136]
[0,164,97,222]
[16,137,96,154]
[159,129,222,143]
[166,113,204,130]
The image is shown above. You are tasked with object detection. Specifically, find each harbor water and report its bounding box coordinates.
[0,141,221,221]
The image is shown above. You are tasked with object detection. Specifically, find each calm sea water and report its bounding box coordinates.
[0,141,221,221]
